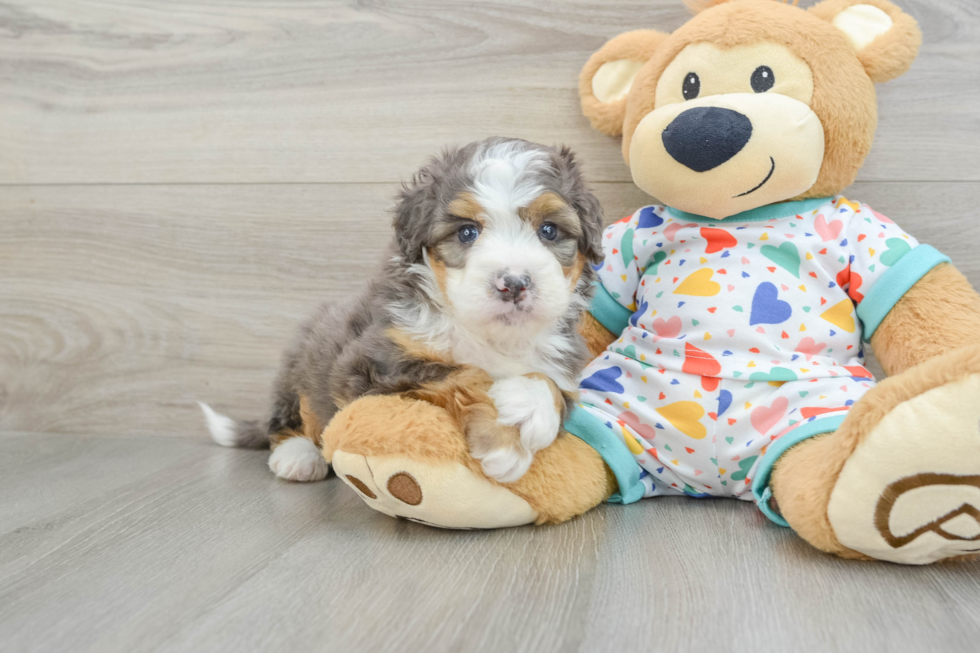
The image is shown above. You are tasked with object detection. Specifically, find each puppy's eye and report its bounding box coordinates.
[682,72,700,100]
[457,224,480,244]
[751,66,774,93]
[538,222,559,241]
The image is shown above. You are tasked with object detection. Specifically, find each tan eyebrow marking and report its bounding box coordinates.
[447,192,486,226]
[519,192,569,226]
[520,192,583,240]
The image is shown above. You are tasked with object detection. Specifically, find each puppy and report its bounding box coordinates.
[200,137,605,484]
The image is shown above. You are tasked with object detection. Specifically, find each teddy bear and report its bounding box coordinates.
[323,0,980,565]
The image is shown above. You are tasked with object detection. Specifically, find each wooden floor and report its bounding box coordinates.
[2,1,979,651]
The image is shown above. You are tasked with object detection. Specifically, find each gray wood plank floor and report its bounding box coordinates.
[2,431,979,653]
[2,0,980,651]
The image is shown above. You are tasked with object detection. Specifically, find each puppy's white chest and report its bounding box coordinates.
[453,341,573,391]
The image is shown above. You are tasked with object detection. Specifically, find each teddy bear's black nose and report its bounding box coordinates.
[662,107,753,172]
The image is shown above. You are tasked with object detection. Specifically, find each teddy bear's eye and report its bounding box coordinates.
[751,66,775,93]
[682,72,700,100]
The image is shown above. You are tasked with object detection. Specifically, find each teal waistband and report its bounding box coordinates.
[564,406,645,504]
[751,414,847,528]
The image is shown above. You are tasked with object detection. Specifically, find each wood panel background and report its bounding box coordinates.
[3,2,980,651]
[2,0,978,439]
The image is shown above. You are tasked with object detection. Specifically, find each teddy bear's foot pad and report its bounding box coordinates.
[332,450,538,529]
[828,373,980,564]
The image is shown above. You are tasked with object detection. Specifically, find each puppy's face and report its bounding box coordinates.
[395,139,604,338]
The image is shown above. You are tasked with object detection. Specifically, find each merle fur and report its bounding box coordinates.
[241,137,605,447]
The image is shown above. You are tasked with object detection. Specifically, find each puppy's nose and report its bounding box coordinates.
[494,273,531,303]
[662,107,753,172]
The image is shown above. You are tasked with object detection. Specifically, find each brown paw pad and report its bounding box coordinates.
[387,472,422,505]
[345,475,376,500]
[875,473,980,549]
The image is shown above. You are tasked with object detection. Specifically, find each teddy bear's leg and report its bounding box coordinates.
[768,266,980,564]
[323,394,616,529]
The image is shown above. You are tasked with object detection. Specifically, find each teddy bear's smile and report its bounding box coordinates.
[734,156,775,198]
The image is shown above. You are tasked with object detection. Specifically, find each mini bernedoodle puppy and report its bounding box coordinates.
[201,137,605,484]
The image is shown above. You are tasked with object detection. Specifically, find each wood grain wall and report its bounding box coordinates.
[2,0,979,438]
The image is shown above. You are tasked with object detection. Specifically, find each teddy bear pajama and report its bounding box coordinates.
[565,196,950,525]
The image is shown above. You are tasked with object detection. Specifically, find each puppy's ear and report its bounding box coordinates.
[580,30,669,136]
[555,146,605,264]
[393,168,435,264]
[575,189,605,265]
[810,0,921,83]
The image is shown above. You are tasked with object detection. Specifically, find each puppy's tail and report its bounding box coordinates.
[197,402,269,449]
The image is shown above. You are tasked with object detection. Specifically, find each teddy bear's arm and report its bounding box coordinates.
[579,312,619,358]
[870,263,980,376]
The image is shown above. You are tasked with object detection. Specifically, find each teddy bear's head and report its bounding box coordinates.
[580,0,921,219]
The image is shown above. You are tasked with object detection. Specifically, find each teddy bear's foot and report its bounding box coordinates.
[774,346,980,564]
[827,367,980,564]
[332,451,539,529]
[322,394,617,529]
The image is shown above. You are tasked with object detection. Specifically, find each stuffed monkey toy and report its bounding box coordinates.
[326,0,980,565]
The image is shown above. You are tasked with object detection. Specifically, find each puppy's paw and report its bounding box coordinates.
[475,445,534,484]
[268,437,329,482]
[488,376,562,453]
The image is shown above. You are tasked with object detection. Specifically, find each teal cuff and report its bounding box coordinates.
[751,414,847,528]
[564,406,645,504]
[857,244,950,341]
[589,282,633,335]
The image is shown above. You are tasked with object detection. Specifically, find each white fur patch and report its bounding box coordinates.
[489,376,561,452]
[476,376,562,483]
[198,401,239,447]
[268,437,329,482]
[477,445,534,484]
[468,140,549,222]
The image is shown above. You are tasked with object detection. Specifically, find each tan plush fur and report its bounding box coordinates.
[870,264,980,376]
[579,312,618,357]
[773,264,980,556]
[573,0,980,562]
[619,1,880,199]
[772,344,980,558]
[579,30,670,136]
[809,0,923,83]
[321,393,615,524]
[321,394,470,466]
[579,1,921,201]
[516,433,618,524]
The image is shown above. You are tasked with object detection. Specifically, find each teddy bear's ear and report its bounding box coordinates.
[580,30,669,136]
[809,0,922,83]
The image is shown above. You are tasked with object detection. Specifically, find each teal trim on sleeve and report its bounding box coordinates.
[665,197,831,223]
[589,282,633,335]
[751,414,847,528]
[856,245,950,341]
[564,406,645,504]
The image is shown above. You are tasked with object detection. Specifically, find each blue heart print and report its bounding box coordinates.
[630,296,649,327]
[750,282,792,325]
[717,389,733,417]
[637,206,664,229]
[580,367,625,393]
